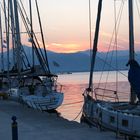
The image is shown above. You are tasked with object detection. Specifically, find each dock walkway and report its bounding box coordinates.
[0,100,121,140]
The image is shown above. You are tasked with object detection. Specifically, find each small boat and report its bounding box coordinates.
[81,0,140,139]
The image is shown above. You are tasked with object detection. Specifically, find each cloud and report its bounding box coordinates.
[48,42,85,53]
[51,43,62,46]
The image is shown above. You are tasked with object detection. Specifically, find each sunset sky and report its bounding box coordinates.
[2,0,140,53]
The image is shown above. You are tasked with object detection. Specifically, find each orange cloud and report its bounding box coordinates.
[47,42,87,53]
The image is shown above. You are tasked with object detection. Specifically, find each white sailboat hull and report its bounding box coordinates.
[82,96,140,138]
[99,104,140,136]
[22,92,64,111]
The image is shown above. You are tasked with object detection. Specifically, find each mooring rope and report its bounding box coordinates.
[72,106,83,121]
[59,100,83,121]
[61,100,83,106]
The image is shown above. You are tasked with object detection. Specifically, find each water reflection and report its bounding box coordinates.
[57,71,129,122]
[58,84,86,122]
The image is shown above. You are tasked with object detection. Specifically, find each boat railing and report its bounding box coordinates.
[94,87,130,102]
[94,88,119,102]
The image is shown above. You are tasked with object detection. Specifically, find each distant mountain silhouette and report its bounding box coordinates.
[1,46,140,73]
[48,49,140,73]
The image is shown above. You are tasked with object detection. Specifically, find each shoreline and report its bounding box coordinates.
[57,69,128,75]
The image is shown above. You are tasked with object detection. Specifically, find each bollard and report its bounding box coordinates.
[11,116,18,140]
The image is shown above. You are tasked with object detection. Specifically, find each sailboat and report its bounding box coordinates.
[0,0,63,111]
[81,0,140,138]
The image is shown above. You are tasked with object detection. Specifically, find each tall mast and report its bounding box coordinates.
[35,0,50,73]
[3,0,10,79]
[88,0,103,91]
[128,0,136,103]
[0,8,4,73]
[3,0,8,36]
[7,0,10,84]
[129,0,134,60]
[13,0,22,78]
[9,0,16,67]
[29,0,34,69]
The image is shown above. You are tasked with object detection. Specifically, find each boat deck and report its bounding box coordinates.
[101,102,140,116]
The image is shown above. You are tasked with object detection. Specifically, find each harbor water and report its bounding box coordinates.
[57,71,130,122]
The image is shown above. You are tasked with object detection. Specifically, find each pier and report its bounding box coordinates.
[0,100,117,140]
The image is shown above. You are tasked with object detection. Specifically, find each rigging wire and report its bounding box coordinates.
[34,0,50,73]
[9,0,16,68]
[0,7,4,72]
[114,0,119,100]
[6,0,10,86]
[97,1,125,90]
[18,3,42,69]
[96,55,127,78]
[101,0,120,100]
[1,1,17,69]
[62,0,92,117]
[96,0,126,101]
[3,0,8,72]
[136,0,140,18]
[88,0,103,91]
[13,2,32,69]
[18,0,49,73]
[138,0,140,8]
[18,1,44,60]
[18,0,52,74]
[29,0,35,68]
[17,4,47,73]
[135,0,140,35]
[0,1,31,71]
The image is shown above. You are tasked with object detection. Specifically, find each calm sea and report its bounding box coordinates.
[57,71,130,122]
